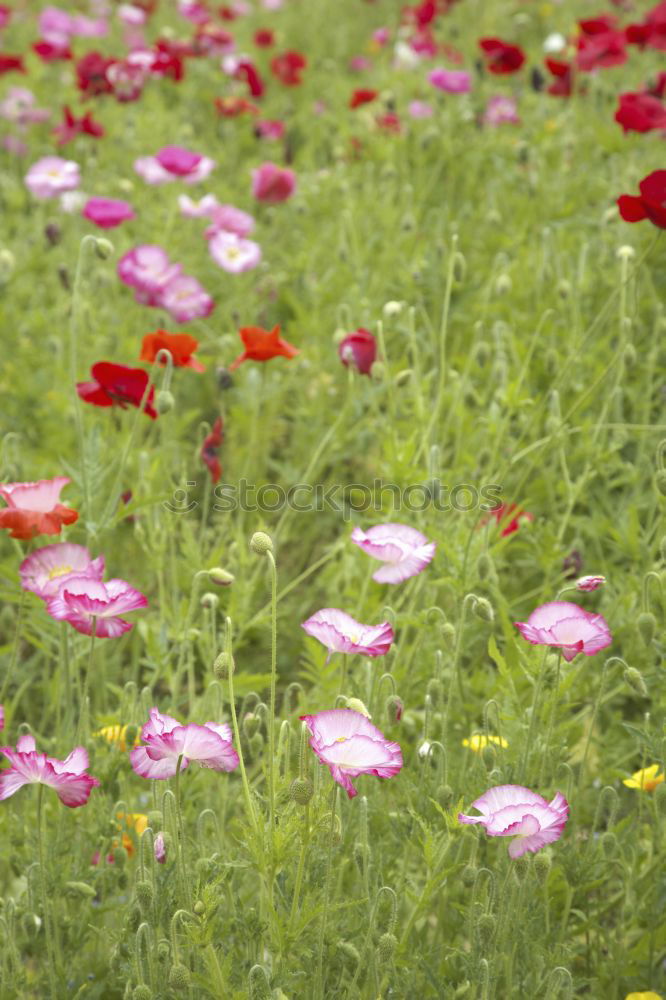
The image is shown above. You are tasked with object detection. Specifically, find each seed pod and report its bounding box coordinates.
[289,777,314,805]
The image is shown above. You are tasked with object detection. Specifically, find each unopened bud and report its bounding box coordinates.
[113,845,128,867]
[216,367,234,390]
[208,567,235,586]
[386,695,403,723]
[45,222,61,246]
[624,667,648,697]
[436,783,453,808]
[623,344,636,368]
[135,880,154,911]
[600,832,617,858]
[473,597,494,622]
[377,932,397,963]
[168,964,191,990]
[200,591,219,610]
[213,651,234,680]
[133,987,152,1000]
[637,611,656,645]
[147,810,162,829]
[495,274,512,296]
[513,855,529,881]
[346,697,371,717]
[289,777,314,805]
[533,850,552,884]
[440,622,456,648]
[248,965,272,1000]
[337,940,361,963]
[370,360,386,381]
[395,368,413,386]
[481,744,496,770]
[155,390,174,414]
[476,553,492,580]
[249,531,273,555]
[353,841,370,874]
[461,865,478,888]
[557,279,571,300]
[193,900,205,916]
[65,881,97,898]
[94,238,114,260]
[477,913,495,945]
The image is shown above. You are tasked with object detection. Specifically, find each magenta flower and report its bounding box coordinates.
[206,203,255,237]
[154,831,167,863]
[45,576,148,638]
[209,231,261,273]
[19,542,104,599]
[458,784,569,858]
[157,274,215,323]
[575,575,606,592]
[130,707,239,779]
[338,328,377,375]
[428,68,472,93]
[482,95,520,126]
[0,705,4,731]
[251,162,296,202]
[351,523,436,583]
[300,708,402,798]
[514,601,612,662]
[408,100,434,119]
[25,156,80,199]
[255,119,285,140]
[118,245,182,298]
[135,146,215,185]
[301,608,394,660]
[0,734,100,808]
[83,196,135,229]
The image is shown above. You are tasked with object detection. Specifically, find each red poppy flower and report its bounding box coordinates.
[270,51,307,86]
[0,478,78,541]
[0,54,26,76]
[151,39,187,81]
[229,325,298,370]
[76,52,116,97]
[576,30,627,70]
[626,1,666,50]
[482,503,534,537]
[545,58,574,97]
[350,88,379,109]
[647,71,666,98]
[617,170,666,229]
[615,92,666,133]
[53,106,105,146]
[77,362,158,419]
[33,39,73,62]
[201,417,224,484]
[338,328,377,375]
[376,112,401,133]
[215,96,260,117]
[218,4,238,18]
[235,59,265,98]
[254,29,275,47]
[479,38,526,75]
[140,330,205,372]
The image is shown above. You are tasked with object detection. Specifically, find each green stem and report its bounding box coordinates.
[225,618,258,834]
[77,617,97,741]
[267,551,278,835]
[0,588,27,702]
[174,755,190,908]
[315,783,338,1000]
[36,785,58,999]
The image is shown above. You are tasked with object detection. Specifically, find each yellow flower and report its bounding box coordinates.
[117,812,149,836]
[625,992,663,1000]
[622,765,664,792]
[462,733,508,753]
[96,724,139,752]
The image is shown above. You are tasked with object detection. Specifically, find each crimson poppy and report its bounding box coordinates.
[545,58,574,97]
[53,106,105,146]
[270,51,307,86]
[76,52,116,97]
[625,1,666,50]
[33,39,73,62]
[0,54,26,76]
[482,503,534,537]
[576,30,627,70]
[615,92,666,132]
[338,329,377,375]
[617,171,666,229]
[229,325,298,370]
[254,29,275,47]
[77,362,158,419]
[350,89,379,109]
[479,38,526,74]
[201,417,224,484]
[140,331,205,372]
[236,59,265,98]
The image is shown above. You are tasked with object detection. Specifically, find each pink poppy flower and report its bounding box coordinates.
[514,601,612,662]
[351,523,436,583]
[482,95,520,126]
[575,575,606,592]
[130,707,239,779]
[428,68,471,93]
[45,576,148,638]
[154,831,167,863]
[208,231,261,273]
[0,87,51,126]
[338,328,377,375]
[251,162,296,202]
[458,784,569,858]
[135,147,215,185]
[25,156,80,199]
[0,477,78,540]
[300,708,402,799]
[301,608,394,660]
[178,193,220,218]
[0,734,100,808]
[83,196,135,229]
[0,705,4,731]
[157,274,215,323]
[255,119,285,140]
[118,245,182,297]
[19,542,105,599]
[205,203,255,238]
[408,100,433,118]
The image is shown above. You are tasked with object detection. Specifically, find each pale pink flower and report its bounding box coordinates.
[205,203,255,237]
[458,784,569,858]
[70,14,108,37]
[372,27,390,46]
[45,576,147,638]
[19,542,104,599]
[255,119,285,141]
[178,193,220,218]
[157,274,215,323]
[408,100,433,118]
[25,156,80,199]
[349,55,372,72]
[118,245,182,297]
[130,707,239,779]
[575,575,606,592]
[251,162,296,202]
[483,95,520,126]
[133,156,173,185]
[39,6,74,43]
[154,832,167,863]
[208,231,261,273]
[0,734,100,808]
[301,608,394,660]
[0,88,50,126]
[300,708,402,799]
[514,601,612,662]
[177,0,209,23]
[428,68,472,93]
[135,147,215,185]
[83,196,135,229]
[3,136,27,157]
[351,523,436,584]
[118,4,147,26]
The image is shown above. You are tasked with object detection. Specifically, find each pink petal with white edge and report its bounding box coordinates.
[525,601,589,629]
[16,733,36,753]
[0,476,71,511]
[141,707,181,740]
[53,746,89,775]
[301,608,393,657]
[204,722,233,742]
[46,769,100,807]
[130,745,189,780]
[371,547,436,584]
[301,708,386,749]
[351,523,436,583]
[0,769,32,800]
[101,579,149,616]
[463,784,547,820]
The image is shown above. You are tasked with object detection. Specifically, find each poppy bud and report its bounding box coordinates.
[216,366,234,390]
[243,712,261,737]
[395,368,413,386]
[250,531,273,555]
[168,964,191,990]
[136,880,154,911]
[65,881,96,898]
[476,553,492,580]
[249,967,272,1000]
[494,274,512,296]
[533,850,552,884]
[655,471,666,497]
[133,987,152,1000]
[213,651,234,680]
[155,390,174,414]
[200,591,219,610]
[557,279,571,300]
[624,667,648,697]
[487,209,501,226]
[473,597,494,623]
[481,744,496,770]
[196,857,215,879]
[440,622,456,648]
[289,776,314,805]
[126,904,141,931]
[208,567,235,586]
[147,809,162,829]
[513,855,529,882]
[600,832,617,858]
[0,249,15,284]
[454,982,472,997]
[249,732,264,757]
[477,913,495,945]
[386,695,403,724]
[337,941,361,963]
[370,360,386,381]
[45,222,61,246]
[461,865,478,888]
[113,845,128,866]
[346,697,371,717]
[94,238,114,260]
[193,900,205,916]
[637,611,656,645]
[377,932,397,963]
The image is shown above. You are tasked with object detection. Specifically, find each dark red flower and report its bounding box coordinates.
[579,15,619,35]
[626,1,666,50]
[254,28,275,47]
[545,58,574,97]
[270,50,307,86]
[647,71,666,98]
[235,59,265,98]
[201,417,224,484]
[218,4,238,18]
[150,39,187,81]
[483,503,534,537]
[76,52,116,97]
[576,25,627,71]
[0,54,26,76]
[193,24,234,56]
[33,39,73,62]
[215,95,260,117]
[479,38,525,75]
[338,329,377,375]
[53,106,105,146]
[615,91,666,133]
[350,88,379,109]
[77,362,158,419]
[617,170,666,229]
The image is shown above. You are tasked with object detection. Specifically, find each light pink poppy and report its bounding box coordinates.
[301,608,394,660]
[157,274,215,323]
[135,147,215,185]
[154,831,167,863]
[118,245,182,297]
[25,156,80,199]
[45,576,148,638]
[83,196,135,229]
[208,231,261,273]
[408,100,433,118]
[255,119,285,140]
[19,542,105,599]
[0,734,100,808]
[251,162,296,202]
[575,575,606,592]
[0,477,78,540]
[351,523,436,583]
[0,87,51,126]
[205,203,255,238]
[178,193,220,218]
[428,68,472,93]
[118,4,147,26]
[300,708,402,798]
[133,156,174,185]
[130,707,239,779]
[482,95,520,126]
[458,784,569,858]
[514,601,612,662]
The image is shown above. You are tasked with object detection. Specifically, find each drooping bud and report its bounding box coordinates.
[337,940,361,963]
[377,932,397,963]
[345,697,371,718]
[154,832,167,864]
[386,695,403,724]
[476,552,492,580]
[637,611,656,645]
[147,810,162,829]
[476,913,495,946]
[353,841,370,875]
[94,237,114,260]
[473,597,494,623]
[112,845,128,867]
[168,964,191,990]
[155,390,174,415]
[243,713,260,737]
[200,592,219,610]
[600,832,617,859]
[436,784,453,809]
[249,531,273,555]
[208,567,235,586]
[533,850,552,884]
[213,651,234,680]
[623,667,648,697]
[289,776,314,805]
[440,622,456,648]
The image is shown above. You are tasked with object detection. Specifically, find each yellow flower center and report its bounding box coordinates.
[48,564,73,580]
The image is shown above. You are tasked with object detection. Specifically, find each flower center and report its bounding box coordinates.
[48,564,73,580]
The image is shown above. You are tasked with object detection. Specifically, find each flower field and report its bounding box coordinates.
[1,0,665,997]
